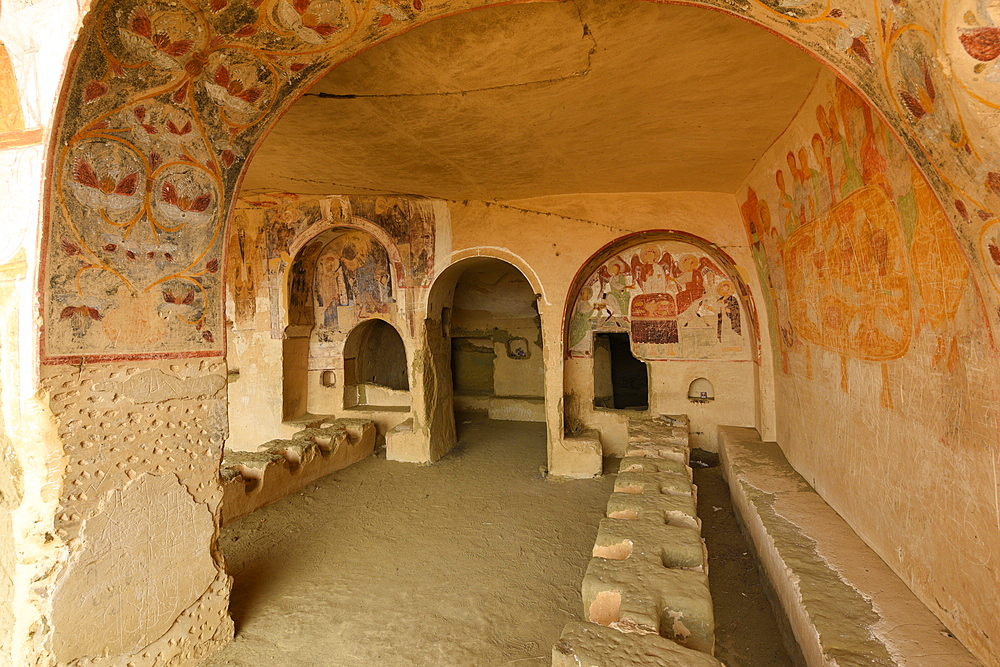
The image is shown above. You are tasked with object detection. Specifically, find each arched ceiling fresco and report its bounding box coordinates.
[239,1,822,198]
[42,0,1000,362]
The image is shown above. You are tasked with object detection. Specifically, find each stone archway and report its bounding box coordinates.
[23,0,1000,664]
[562,230,762,452]
[420,254,549,466]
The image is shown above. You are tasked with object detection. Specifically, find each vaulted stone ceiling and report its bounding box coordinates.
[241,0,822,200]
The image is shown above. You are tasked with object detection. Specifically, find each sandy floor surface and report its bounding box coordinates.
[692,450,799,667]
[202,416,614,666]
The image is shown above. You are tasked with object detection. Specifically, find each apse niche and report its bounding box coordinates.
[343,319,411,409]
[565,234,758,450]
[282,227,408,418]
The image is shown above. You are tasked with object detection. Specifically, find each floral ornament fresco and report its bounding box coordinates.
[43,0,432,361]
[567,240,749,362]
[42,0,1000,361]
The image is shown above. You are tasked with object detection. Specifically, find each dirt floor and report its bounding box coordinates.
[203,418,797,666]
[202,416,614,666]
[691,449,800,667]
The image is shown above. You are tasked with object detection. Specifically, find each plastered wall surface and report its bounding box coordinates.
[40,359,233,665]
[739,69,1000,664]
[451,262,544,400]
[647,361,756,451]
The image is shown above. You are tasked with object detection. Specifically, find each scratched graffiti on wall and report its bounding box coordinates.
[739,71,973,404]
[568,241,748,361]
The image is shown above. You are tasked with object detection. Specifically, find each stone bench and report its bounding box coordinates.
[220,418,375,523]
[583,542,714,654]
[606,491,699,530]
[718,426,981,667]
[614,470,693,498]
[592,518,705,571]
[558,415,719,665]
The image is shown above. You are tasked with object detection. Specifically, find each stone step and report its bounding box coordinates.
[552,621,724,667]
[592,517,705,571]
[619,455,691,480]
[624,441,689,464]
[606,491,699,530]
[582,557,715,654]
[614,470,693,498]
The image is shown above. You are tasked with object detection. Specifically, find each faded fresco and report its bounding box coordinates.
[740,72,974,404]
[39,0,1000,362]
[568,241,748,361]
[226,194,430,335]
[311,230,394,334]
[739,71,1000,664]
[0,41,23,134]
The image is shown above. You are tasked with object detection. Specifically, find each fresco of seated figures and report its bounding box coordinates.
[739,72,974,398]
[568,241,749,362]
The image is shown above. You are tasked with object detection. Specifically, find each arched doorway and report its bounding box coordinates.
[423,256,546,459]
[564,231,759,452]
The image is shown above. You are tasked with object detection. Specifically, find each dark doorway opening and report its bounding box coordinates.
[594,332,648,410]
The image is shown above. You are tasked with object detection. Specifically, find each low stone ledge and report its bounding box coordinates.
[582,557,715,654]
[552,621,723,667]
[550,428,603,478]
[624,441,689,464]
[220,419,376,524]
[614,470,693,498]
[385,418,424,463]
[718,425,981,667]
[606,490,699,530]
[593,518,705,571]
[628,416,689,445]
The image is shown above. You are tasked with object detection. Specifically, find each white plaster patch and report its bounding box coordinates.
[51,472,217,661]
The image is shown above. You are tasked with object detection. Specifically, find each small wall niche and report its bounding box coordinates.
[343,319,410,408]
[687,377,715,403]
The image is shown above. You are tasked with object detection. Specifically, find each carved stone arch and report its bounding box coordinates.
[282,215,408,335]
[434,247,547,309]
[563,229,761,363]
[39,0,1000,363]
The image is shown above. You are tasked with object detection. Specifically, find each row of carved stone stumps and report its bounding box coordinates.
[553,415,723,666]
[219,419,376,524]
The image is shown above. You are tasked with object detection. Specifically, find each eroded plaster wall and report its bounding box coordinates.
[738,69,1000,663]
[40,359,233,665]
